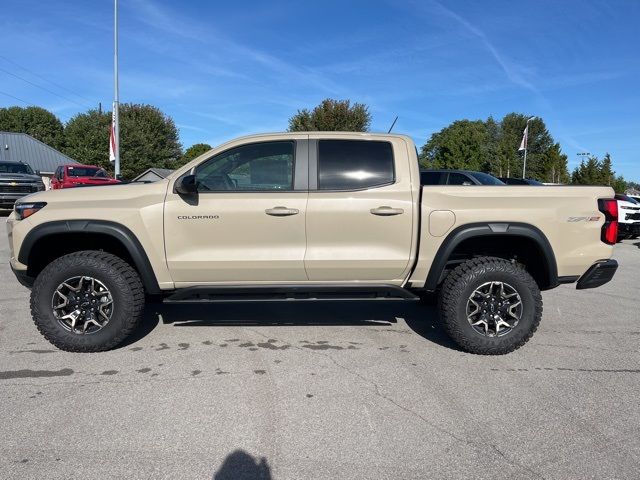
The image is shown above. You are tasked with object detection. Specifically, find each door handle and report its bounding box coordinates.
[370,206,404,216]
[265,206,300,216]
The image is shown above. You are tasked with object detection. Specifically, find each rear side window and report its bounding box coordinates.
[420,171,445,185]
[447,172,474,185]
[318,140,394,190]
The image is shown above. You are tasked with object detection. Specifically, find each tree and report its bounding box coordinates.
[288,99,371,132]
[419,113,569,181]
[0,106,65,150]
[64,104,182,179]
[174,143,212,168]
[570,153,627,192]
[419,120,489,171]
[63,109,111,169]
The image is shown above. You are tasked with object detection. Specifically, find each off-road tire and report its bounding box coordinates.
[438,256,543,355]
[30,251,145,352]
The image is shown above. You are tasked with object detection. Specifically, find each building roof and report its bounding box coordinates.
[132,167,174,182]
[0,131,78,174]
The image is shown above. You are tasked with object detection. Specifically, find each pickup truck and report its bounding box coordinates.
[0,161,46,209]
[6,132,619,354]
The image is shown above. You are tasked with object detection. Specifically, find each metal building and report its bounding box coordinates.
[0,132,78,187]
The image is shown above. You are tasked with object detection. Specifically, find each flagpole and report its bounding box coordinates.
[113,0,120,177]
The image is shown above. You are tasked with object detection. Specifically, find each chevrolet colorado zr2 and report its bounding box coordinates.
[6,133,619,354]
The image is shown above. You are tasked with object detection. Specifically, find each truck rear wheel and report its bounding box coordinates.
[30,251,145,352]
[438,256,542,355]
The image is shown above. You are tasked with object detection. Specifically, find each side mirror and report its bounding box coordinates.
[175,174,198,195]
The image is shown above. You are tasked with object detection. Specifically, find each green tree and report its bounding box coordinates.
[288,99,371,132]
[0,106,65,150]
[174,143,212,168]
[63,109,111,169]
[419,113,569,182]
[419,120,489,171]
[64,104,182,179]
[571,156,602,185]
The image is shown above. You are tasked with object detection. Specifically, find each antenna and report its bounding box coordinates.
[387,116,398,133]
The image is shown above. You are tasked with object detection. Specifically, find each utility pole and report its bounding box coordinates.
[113,0,120,177]
[522,116,536,179]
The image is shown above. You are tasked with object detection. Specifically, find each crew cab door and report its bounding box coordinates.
[304,136,416,283]
[164,136,309,284]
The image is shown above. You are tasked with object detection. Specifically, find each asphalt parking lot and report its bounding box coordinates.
[1,212,639,480]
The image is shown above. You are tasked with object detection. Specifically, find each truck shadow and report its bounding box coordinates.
[130,300,460,351]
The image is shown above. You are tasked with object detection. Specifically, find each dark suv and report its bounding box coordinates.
[0,161,46,209]
[420,169,505,186]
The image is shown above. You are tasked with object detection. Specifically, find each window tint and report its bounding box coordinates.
[67,167,102,177]
[196,141,294,192]
[469,172,505,185]
[0,162,33,174]
[420,171,445,185]
[447,172,474,185]
[318,140,394,190]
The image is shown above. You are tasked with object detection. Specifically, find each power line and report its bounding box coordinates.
[0,55,95,105]
[0,90,32,105]
[0,66,92,109]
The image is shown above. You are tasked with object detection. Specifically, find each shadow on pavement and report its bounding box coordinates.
[213,450,271,480]
[133,298,460,351]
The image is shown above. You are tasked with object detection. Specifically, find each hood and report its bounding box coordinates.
[21,178,169,204]
[0,172,42,182]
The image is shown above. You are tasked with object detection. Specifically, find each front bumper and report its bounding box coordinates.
[576,259,618,290]
[0,193,24,206]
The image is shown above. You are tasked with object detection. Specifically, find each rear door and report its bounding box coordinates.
[164,136,310,284]
[304,136,415,283]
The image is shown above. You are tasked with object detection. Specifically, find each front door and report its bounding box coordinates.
[164,137,309,284]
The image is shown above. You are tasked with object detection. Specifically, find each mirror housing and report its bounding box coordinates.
[175,174,198,195]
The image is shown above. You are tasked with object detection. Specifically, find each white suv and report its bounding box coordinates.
[615,194,640,239]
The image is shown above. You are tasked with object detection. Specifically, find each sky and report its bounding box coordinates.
[0,0,638,179]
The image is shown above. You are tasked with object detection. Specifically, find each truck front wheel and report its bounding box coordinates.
[30,251,145,352]
[438,256,542,355]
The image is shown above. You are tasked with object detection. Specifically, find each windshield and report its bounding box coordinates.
[615,194,639,204]
[470,172,505,185]
[68,167,107,178]
[0,162,34,174]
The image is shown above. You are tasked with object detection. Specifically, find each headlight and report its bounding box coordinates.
[14,202,47,220]
[619,206,631,210]
[37,182,46,191]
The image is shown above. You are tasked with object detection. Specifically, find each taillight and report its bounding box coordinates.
[598,199,618,245]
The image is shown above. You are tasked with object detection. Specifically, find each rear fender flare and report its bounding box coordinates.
[423,222,558,290]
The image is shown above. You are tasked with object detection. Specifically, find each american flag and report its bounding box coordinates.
[109,103,117,162]
[518,125,528,152]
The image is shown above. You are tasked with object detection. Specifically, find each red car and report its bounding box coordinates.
[52,164,121,189]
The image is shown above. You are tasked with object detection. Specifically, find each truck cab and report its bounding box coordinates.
[51,164,120,189]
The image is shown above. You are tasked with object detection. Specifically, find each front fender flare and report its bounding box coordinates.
[18,220,161,294]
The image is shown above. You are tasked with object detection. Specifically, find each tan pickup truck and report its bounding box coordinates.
[6,132,619,354]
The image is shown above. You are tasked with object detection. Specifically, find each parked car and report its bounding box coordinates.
[8,132,618,354]
[499,177,544,185]
[614,193,640,239]
[628,194,640,204]
[51,164,120,189]
[0,161,46,209]
[421,169,505,185]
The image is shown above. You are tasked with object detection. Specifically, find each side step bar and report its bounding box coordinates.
[163,284,420,303]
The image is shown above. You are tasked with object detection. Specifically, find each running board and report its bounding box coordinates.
[163,284,420,303]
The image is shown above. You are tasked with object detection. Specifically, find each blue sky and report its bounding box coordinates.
[1,0,638,179]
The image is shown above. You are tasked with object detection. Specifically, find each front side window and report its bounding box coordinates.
[195,141,294,192]
[318,140,394,190]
